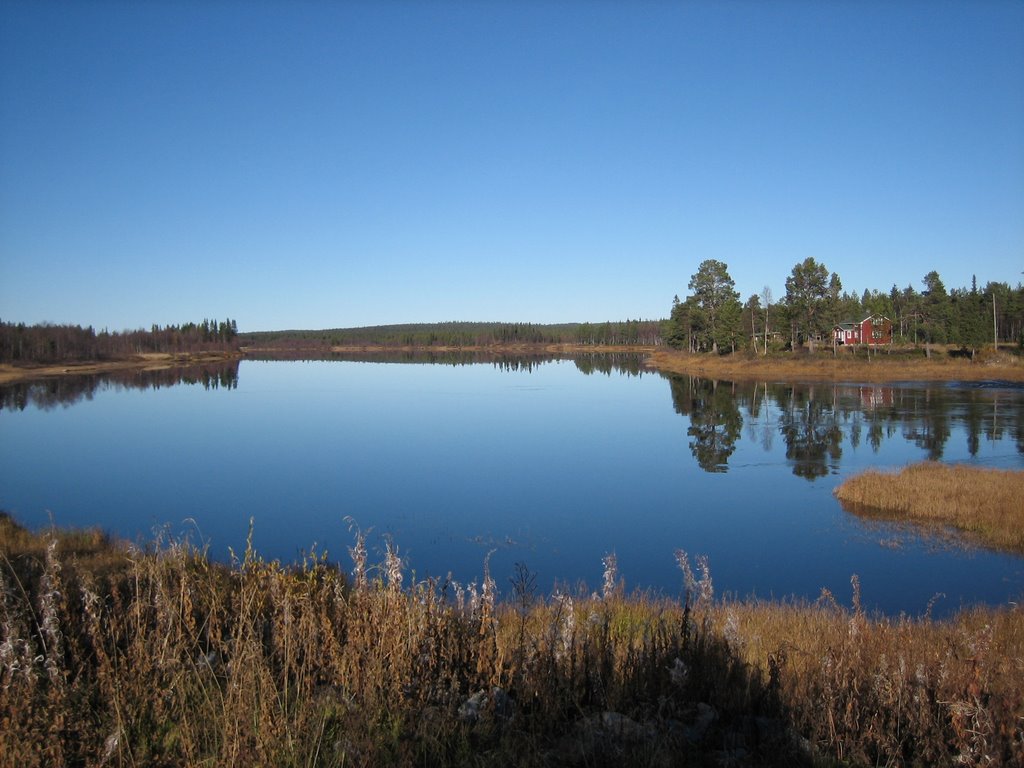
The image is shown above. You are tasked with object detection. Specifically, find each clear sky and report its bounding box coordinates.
[2,1,1022,332]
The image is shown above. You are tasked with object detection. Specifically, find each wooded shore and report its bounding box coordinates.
[3,344,1022,385]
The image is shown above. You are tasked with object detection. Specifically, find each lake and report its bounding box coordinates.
[2,355,1022,617]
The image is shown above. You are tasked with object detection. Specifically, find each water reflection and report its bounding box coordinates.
[246,350,652,376]
[668,378,742,472]
[571,353,648,377]
[2,355,1022,615]
[0,360,240,411]
[246,350,566,369]
[777,385,844,480]
[3,355,1021,479]
[665,376,1024,476]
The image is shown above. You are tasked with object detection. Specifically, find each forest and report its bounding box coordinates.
[4,260,1023,367]
[667,258,1024,356]
[0,318,239,364]
[241,319,663,350]
[249,260,1022,357]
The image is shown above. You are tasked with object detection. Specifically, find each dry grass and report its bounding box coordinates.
[719,589,1024,767]
[646,347,1024,383]
[0,352,241,385]
[835,462,1024,554]
[6,344,1022,385]
[2,515,1022,767]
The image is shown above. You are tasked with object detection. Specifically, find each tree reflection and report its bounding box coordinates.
[964,391,986,457]
[249,350,650,376]
[573,353,647,377]
[1013,397,1024,456]
[900,389,952,460]
[0,360,240,411]
[742,381,775,452]
[669,376,743,472]
[775,385,843,480]
[661,374,1023,476]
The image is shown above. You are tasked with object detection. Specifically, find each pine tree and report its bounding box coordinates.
[686,259,742,354]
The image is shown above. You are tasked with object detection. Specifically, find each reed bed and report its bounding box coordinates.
[835,462,1024,554]
[2,514,1022,767]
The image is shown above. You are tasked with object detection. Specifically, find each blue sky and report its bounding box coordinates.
[2,1,1022,332]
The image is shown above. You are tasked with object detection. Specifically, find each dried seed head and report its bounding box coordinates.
[384,538,403,591]
[602,552,618,600]
[674,549,696,602]
[723,609,742,652]
[39,538,65,685]
[347,523,368,592]
[696,555,713,608]
[481,551,496,616]
[553,592,575,658]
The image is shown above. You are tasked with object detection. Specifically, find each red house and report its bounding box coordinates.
[833,315,892,346]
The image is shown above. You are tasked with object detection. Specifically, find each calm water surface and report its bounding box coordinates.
[2,356,1022,617]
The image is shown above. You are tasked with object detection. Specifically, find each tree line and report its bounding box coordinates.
[666,257,1024,356]
[0,318,239,364]
[242,319,663,349]
[6,260,1021,366]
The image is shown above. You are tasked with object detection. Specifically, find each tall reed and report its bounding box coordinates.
[1,513,1021,767]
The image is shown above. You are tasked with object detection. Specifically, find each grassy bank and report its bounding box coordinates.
[0,351,242,385]
[4,344,1023,387]
[646,347,1024,383]
[2,515,1022,767]
[835,462,1024,554]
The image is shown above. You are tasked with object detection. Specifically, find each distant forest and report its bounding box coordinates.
[241,320,663,349]
[0,318,238,364]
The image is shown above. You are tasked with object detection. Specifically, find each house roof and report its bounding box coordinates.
[835,315,892,329]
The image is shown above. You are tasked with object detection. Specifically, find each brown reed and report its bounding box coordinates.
[646,347,1024,383]
[1,513,1022,767]
[835,462,1024,554]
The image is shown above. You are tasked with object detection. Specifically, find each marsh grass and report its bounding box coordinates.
[835,462,1024,554]
[646,347,1024,383]
[2,515,1022,766]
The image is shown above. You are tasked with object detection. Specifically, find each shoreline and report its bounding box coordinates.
[2,344,1022,385]
[644,347,1024,383]
[0,351,242,385]
[2,512,1022,766]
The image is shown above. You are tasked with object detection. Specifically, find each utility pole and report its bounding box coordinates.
[993,292,998,349]
[761,286,772,356]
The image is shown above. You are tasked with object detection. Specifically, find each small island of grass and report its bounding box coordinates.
[835,462,1024,554]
